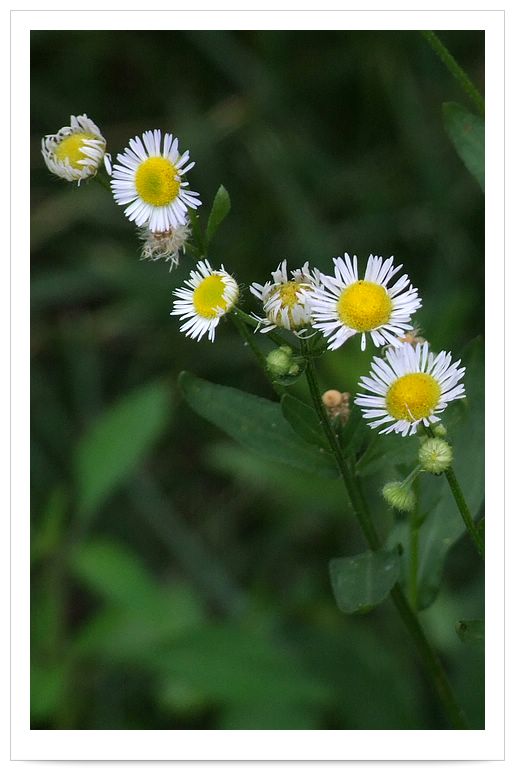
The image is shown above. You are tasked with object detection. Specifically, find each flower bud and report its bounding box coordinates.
[432,423,447,438]
[266,345,295,378]
[418,437,453,474]
[382,481,416,513]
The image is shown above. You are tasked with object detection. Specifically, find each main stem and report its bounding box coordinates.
[301,341,468,729]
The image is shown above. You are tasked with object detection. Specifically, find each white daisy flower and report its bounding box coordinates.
[171,260,239,342]
[250,260,319,335]
[139,222,191,269]
[310,253,422,351]
[41,114,107,183]
[111,130,201,233]
[355,341,466,437]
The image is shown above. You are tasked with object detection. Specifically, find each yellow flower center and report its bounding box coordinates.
[278,281,302,308]
[193,275,228,319]
[135,157,180,207]
[268,280,310,328]
[337,280,392,332]
[386,373,441,421]
[54,132,98,169]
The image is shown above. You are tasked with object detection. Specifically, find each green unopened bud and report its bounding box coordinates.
[432,423,447,438]
[382,481,416,513]
[418,437,453,474]
[266,345,294,378]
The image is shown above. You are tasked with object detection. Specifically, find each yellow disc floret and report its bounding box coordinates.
[135,157,180,207]
[193,275,229,319]
[337,280,393,332]
[386,373,441,422]
[269,280,310,328]
[54,132,98,169]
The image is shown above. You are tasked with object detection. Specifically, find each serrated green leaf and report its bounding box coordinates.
[329,549,400,614]
[75,380,170,520]
[280,393,330,449]
[179,371,337,478]
[206,185,231,245]
[443,102,484,191]
[456,619,484,646]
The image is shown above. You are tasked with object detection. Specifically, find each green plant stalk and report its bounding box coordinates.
[424,426,485,560]
[232,306,296,350]
[444,465,485,560]
[301,340,468,729]
[421,31,485,116]
[92,169,112,193]
[230,310,285,398]
[409,478,420,610]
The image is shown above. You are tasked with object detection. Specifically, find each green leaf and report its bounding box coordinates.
[205,185,231,245]
[71,540,204,660]
[443,102,484,191]
[280,394,330,449]
[329,549,400,614]
[154,624,330,714]
[179,371,337,478]
[71,540,160,608]
[75,380,170,520]
[456,619,484,647]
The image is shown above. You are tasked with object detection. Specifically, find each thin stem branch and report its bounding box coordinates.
[409,478,420,610]
[232,306,296,349]
[444,465,485,560]
[424,426,484,561]
[421,31,485,116]
[301,339,468,729]
[230,309,285,397]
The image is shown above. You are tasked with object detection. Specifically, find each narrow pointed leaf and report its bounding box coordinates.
[206,185,231,245]
[443,102,484,191]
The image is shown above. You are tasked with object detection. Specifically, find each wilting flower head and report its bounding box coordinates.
[111,130,201,232]
[355,341,466,437]
[41,114,107,183]
[170,259,239,343]
[310,253,421,351]
[250,260,319,335]
[139,222,190,269]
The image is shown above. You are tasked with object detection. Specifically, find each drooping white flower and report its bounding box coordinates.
[310,253,421,351]
[111,130,201,233]
[355,342,466,437]
[171,260,239,343]
[139,222,190,269]
[250,260,319,336]
[41,114,107,183]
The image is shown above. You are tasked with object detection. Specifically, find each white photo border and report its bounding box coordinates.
[11,3,504,762]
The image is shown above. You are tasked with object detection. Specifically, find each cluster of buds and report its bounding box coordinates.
[322,389,351,424]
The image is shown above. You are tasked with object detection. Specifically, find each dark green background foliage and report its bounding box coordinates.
[31,30,484,730]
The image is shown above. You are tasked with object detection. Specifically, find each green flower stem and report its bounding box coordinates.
[232,306,295,349]
[92,170,112,192]
[421,31,485,116]
[444,465,485,560]
[424,426,485,560]
[409,477,420,610]
[231,309,285,397]
[301,340,468,729]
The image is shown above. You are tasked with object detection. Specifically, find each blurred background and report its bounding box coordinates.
[31,30,484,730]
